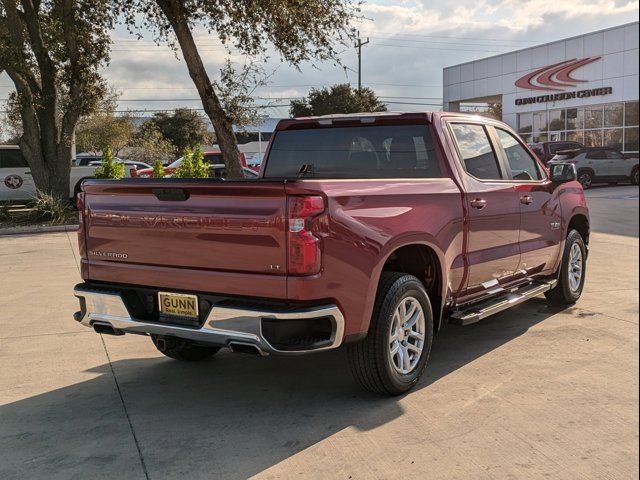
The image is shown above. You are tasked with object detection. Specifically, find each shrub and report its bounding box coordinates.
[152,159,165,178]
[31,191,73,224]
[173,146,209,178]
[93,147,125,179]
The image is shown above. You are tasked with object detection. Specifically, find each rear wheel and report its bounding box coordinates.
[348,273,433,395]
[151,335,220,361]
[577,170,593,189]
[545,229,587,306]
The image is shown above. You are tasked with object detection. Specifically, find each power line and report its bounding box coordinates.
[373,42,505,53]
[359,30,539,43]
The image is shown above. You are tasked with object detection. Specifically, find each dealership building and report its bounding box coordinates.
[443,22,639,153]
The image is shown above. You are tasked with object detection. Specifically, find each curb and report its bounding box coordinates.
[0,224,79,236]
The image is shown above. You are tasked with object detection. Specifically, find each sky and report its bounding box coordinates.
[1,0,639,121]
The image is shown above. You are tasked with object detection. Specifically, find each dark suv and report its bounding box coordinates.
[528,141,584,165]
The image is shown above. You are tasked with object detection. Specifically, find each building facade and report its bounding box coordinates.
[443,22,639,153]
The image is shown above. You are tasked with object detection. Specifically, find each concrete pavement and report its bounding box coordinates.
[0,186,638,479]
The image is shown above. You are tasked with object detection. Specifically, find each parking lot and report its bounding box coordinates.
[0,185,638,480]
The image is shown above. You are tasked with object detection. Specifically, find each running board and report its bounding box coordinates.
[449,280,557,326]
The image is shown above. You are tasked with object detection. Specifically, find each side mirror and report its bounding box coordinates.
[550,162,577,184]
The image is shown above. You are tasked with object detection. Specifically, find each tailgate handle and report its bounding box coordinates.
[153,188,190,201]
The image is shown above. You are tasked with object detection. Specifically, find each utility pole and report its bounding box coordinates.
[355,31,369,91]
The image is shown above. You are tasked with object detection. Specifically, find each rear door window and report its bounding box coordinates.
[495,128,543,181]
[264,124,441,179]
[449,123,502,180]
[586,149,607,160]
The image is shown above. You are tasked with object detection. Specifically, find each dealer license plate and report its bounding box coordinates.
[158,292,199,318]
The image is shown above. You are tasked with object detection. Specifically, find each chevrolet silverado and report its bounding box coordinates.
[73,112,589,395]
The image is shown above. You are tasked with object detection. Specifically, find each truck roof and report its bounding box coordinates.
[276,111,506,131]
[276,111,434,131]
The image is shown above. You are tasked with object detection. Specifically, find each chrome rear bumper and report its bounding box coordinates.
[74,286,344,355]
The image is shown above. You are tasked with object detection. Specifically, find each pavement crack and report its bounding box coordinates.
[100,335,150,480]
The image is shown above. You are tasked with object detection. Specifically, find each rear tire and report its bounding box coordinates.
[577,170,593,189]
[348,272,433,395]
[151,335,220,361]
[545,229,587,306]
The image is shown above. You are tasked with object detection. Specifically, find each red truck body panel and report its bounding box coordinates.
[81,181,288,298]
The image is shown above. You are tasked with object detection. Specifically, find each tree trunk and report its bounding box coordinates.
[19,127,72,200]
[156,0,245,179]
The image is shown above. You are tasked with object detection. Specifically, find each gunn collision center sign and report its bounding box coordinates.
[514,56,613,105]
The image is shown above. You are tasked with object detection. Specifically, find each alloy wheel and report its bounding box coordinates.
[578,173,592,189]
[568,242,583,293]
[388,296,426,375]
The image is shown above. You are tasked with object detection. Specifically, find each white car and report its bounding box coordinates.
[0,145,97,202]
[550,147,639,189]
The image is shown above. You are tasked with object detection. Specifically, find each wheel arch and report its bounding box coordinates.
[366,238,448,334]
[568,213,590,246]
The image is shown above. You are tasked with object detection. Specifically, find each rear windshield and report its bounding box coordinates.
[264,124,442,179]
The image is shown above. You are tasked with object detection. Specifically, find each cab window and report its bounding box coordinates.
[495,129,543,181]
[450,123,502,180]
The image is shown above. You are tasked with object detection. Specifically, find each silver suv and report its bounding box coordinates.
[550,147,639,189]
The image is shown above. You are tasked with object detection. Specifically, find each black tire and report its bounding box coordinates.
[151,335,220,361]
[347,272,434,395]
[577,170,593,189]
[545,229,587,306]
[632,166,639,186]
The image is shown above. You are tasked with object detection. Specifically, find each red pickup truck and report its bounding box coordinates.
[73,112,589,395]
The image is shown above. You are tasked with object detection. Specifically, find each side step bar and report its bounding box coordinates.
[449,280,557,326]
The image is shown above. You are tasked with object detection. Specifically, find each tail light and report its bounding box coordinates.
[76,191,87,259]
[239,152,247,168]
[287,196,325,275]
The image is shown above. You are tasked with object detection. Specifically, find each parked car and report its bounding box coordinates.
[74,153,129,167]
[134,150,247,177]
[549,147,639,189]
[528,141,585,165]
[208,164,258,179]
[87,160,152,177]
[1,145,97,202]
[73,112,589,395]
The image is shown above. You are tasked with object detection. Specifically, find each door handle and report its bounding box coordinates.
[24,171,31,175]
[520,195,533,205]
[470,198,487,209]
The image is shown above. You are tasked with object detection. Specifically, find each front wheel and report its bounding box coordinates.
[348,273,433,395]
[632,166,639,186]
[545,229,587,306]
[577,170,593,189]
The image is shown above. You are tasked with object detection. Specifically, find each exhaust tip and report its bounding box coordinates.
[229,341,264,356]
[92,322,124,336]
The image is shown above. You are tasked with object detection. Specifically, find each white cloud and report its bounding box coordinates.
[2,0,638,120]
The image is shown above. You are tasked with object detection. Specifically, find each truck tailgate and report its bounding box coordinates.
[81,180,287,297]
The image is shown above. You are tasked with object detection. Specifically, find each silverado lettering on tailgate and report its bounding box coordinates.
[89,212,282,231]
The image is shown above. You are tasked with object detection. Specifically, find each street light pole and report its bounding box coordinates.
[355,31,369,91]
